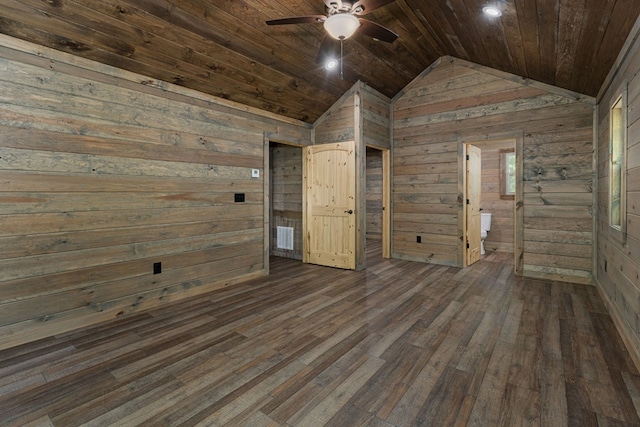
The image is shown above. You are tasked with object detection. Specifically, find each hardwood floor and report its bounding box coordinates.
[1,241,640,426]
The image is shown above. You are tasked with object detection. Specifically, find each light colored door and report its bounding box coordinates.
[304,141,356,269]
[466,144,482,266]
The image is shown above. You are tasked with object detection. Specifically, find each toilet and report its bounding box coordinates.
[480,212,492,255]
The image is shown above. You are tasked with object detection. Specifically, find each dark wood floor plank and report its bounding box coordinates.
[507,333,542,391]
[0,242,638,426]
[606,368,640,425]
[621,371,640,423]
[264,371,322,424]
[260,325,371,419]
[456,311,501,397]
[323,402,376,427]
[0,343,77,380]
[287,355,385,426]
[412,366,473,426]
[542,289,563,360]
[349,339,425,415]
[590,311,637,372]
[498,382,541,426]
[50,368,181,426]
[384,334,462,425]
[540,355,569,426]
[466,338,514,425]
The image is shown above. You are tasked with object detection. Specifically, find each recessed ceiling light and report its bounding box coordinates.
[325,58,339,71]
[483,6,502,17]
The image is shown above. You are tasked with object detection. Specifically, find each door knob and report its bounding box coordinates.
[344,209,353,214]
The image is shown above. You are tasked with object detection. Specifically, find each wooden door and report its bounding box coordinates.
[304,141,356,269]
[466,145,482,266]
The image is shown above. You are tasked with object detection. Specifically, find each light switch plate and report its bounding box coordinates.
[251,169,260,178]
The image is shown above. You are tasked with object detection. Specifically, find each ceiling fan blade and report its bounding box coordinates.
[358,19,398,42]
[351,0,396,15]
[266,15,326,26]
[315,34,340,63]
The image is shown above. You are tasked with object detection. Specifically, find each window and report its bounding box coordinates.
[609,92,627,236]
[500,149,516,199]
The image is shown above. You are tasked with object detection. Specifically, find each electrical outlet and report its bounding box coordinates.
[234,193,245,203]
[416,235,421,243]
[153,262,162,275]
[251,169,260,178]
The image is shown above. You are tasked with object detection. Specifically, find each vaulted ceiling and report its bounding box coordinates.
[1,0,639,123]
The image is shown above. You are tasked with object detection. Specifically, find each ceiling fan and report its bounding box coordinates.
[266,0,399,78]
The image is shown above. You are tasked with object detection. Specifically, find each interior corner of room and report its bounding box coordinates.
[0,2,640,422]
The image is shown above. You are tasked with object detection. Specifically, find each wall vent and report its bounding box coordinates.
[276,226,294,250]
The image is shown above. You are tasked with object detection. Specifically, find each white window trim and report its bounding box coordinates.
[500,149,515,199]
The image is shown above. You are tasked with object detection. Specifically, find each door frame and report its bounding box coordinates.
[303,141,357,269]
[264,136,392,273]
[365,145,392,259]
[263,134,307,275]
[459,135,523,274]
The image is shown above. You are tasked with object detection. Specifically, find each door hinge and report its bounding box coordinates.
[466,154,469,160]
[466,242,470,249]
[466,199,470,205]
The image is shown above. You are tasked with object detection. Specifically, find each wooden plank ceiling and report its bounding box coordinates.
[1,0,639,123]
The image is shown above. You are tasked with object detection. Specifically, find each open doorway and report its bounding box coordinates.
[365,146,391,261]
[462,138,522,273]
[269,141,303,261]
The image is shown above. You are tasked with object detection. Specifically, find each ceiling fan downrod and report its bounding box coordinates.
[340,38,345,80]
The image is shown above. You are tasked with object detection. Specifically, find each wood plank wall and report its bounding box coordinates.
[595,17,640,368]
[313,89,356,145]
[392,57,595,284]
[361,85,391,150]
[0,35,311,350]
[314,81,390,149]
[361,84,390,243]
[270,143,303,259]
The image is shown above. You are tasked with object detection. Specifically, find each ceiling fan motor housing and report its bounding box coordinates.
[326,1,364,15]
[265,0,398,46]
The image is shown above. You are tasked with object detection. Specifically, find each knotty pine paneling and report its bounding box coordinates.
[392,57,595,282]
[0,36,311,350]
[595,17,640,369]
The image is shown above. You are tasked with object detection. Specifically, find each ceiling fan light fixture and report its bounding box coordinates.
[482,6,502,17]
[325,58,339,70]
[323,14,361,40]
